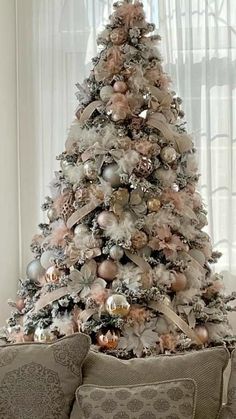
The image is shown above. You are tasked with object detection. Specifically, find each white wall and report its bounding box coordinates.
[0,0,19,323]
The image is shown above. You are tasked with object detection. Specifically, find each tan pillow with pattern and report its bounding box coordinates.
[219,349,236,419]
[0,333,90,419]
[75,379,197,419]
[79,347,229,419]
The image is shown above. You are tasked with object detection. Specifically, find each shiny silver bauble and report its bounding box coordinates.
[26,259,45,281]
[102,163,122,188]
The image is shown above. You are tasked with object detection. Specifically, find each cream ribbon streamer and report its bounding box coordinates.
[67,200,103,229]
[79,100,103,123]
[148,300,203,345]
[124,250,152,272]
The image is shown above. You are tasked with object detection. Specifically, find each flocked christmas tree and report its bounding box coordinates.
[3,0,235,357]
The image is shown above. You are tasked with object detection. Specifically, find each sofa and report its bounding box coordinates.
[0,333,235,419]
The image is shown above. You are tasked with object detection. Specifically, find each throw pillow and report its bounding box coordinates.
[80,347,229,419]
[76,379,197,419]
[219,349,236,419]
[0,333,90,419]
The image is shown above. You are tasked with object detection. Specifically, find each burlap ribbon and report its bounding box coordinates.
[79,100,103,123]
[67,200,103,229]
[148,300,203,345]
[147,112,193,154]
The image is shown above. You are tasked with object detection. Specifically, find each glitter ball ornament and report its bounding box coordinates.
[102,163,122,188]
[132,231,148,250]
[26,259,46,281]
[83,160,97,180]
[100,86,114,102]
[110,28,127,45]
[106,294,130,317]
[134,157,153,178]
[47,207,57,222]
[195,325,209,344]
[147,198,161,212]
[160,146,177,164]
[97,330,119,349]
[40,250,55,270]
[97,211,117,229]
[45,266,61,283]
[170,272,187,292]
[113,81,128,93]
[109,245,124,261]
[98,260,118,281]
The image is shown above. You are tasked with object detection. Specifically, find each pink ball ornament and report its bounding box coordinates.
[195,325,209,344]
[98,260,118,281]
[15,298,25,312]
[97,211,117,229]
[113,81,128,93]
[112,109,127,122]
[171,272,187,292]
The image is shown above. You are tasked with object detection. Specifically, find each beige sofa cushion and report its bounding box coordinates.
[75,379,197,419]
[0,333,90,419]
[77,347,229,419]
[219,349,236,419]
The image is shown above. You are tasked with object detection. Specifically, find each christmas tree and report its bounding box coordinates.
[3,0,235,357]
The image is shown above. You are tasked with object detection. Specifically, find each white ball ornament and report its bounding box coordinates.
[40,250,56,270]
[100,86,114,102]
[97,211,117,229]
[74,225,89,235]
[47,208,57,222]
[102,163,122,188]
[109,245,124,261]
[26,260,46,281]
[106,294,130,317]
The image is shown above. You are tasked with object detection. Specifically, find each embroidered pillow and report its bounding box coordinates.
[75,379,197,419]
[0,333,90,419]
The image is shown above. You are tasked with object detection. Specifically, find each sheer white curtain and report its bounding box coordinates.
[17,0,235,294]
[158,0,236,294]
[17,0,158,274]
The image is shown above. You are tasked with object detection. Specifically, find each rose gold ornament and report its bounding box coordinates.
[45,266,61,283]
[97,260,118,281]
[15,298,25,312]
[23,334,34,343]
[170,272,187,292]
[160,146,177,164]
[83,160,97,180]
[97,211,117,229]
[110,28,127,45]
[134,157,153,178]
[106,294,130,317]
[132,231,148,250]
[194,325,209,344]
[113,81,128,93]
[97,330,119,349]
[147,198,161,213]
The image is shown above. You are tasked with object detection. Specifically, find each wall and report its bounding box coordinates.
[0,0,19,324]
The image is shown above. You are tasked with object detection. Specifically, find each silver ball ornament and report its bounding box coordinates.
[160,146,177,164]
[26,259,46,281]
[84,160,97,180]
[100,86,114,102]
[47,208,57,222]
[40,250,56,270]
[60,160,74,172]
[102,163,122,188]
[109,245,124,261]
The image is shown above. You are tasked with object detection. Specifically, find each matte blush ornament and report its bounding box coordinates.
[100,86,114,102]
[40,250,56,270]
[45,266,61,283]
[47,207,57,222]
[170,272,187,292]
[147,198,161,212]
[83,160,97,180]
[160,146,177,164]
[109,245,124,261]
[97,330,119,349]
[26,259,46,281]
[97,211,117,229]
[113,81,128,93]
[194,325,209,344]
[97,260,118,281]
[106,294,130,317]
[102,163,122,188]
[15,298,25,312]
[189,249,206,266]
